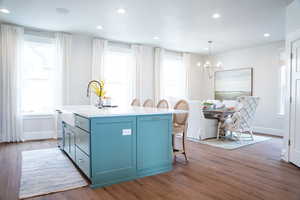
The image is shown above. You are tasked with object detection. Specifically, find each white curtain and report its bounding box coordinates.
[154,47,164,104]
[91,38,108,105]
[132,45,143,101]
[55,32,72,106]
[0,24,24,142]
[183,53,191,99]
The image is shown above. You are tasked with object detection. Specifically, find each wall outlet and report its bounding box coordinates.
[122,129,132,136]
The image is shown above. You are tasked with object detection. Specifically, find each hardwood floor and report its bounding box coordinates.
[1,137,300,200]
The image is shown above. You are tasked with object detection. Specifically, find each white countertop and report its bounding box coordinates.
[56,105,187,118]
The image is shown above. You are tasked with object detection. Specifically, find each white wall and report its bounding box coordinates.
[200,41,285,136]
[286,0,300,35]
[189,54,206,100]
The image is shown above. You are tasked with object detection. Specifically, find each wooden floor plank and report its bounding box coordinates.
[0,137,300,200]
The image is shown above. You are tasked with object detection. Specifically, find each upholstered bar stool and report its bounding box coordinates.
[173,100,189,162]
[131,98,141,106]
[143,99,154,107]
[156,99,169,109]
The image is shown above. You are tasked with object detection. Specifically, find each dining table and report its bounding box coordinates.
[203,107,236,138]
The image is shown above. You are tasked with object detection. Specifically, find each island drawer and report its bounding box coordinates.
[75,127,90,155]
[76,146,90,178]
[75,115,90,132]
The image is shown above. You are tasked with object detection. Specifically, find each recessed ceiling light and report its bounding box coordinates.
[96,25,103,30]
[0,8,10,14]
[212,13,221,19]
[153,36,160,40]
[117,8,126,14]
[264,33,271,37]
[56,8,70,15]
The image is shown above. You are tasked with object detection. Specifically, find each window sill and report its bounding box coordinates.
[22,112,55,119]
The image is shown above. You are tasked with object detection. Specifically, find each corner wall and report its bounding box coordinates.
[202,41,286,136]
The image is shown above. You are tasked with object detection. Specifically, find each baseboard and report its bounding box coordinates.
[23,131,55,141]
[253,127,283,137]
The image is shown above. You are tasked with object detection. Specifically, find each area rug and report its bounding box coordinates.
[191,134,271,150]
[19,148,88,199]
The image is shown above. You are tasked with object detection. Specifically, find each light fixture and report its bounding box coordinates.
[196,62,202,67]
[198,41,223,79]
[0,8,10,14]
[264,33,270,37]
[153,36,160,40]
[212,13,221,19]
[117,8,126,14]
[96,25,103,30]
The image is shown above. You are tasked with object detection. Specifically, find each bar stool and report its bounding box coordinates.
[131,98,141,106]
[143,99,154,107]
[156,99,169,109]
[173,100,189,162]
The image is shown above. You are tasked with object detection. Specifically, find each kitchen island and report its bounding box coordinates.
[56,105,185,188]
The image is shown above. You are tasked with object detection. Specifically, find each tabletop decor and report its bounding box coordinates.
[90,80,106,108]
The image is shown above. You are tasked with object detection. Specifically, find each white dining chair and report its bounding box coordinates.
[221,96,260,141]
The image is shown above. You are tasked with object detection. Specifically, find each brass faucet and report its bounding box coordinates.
[87,80,103,108]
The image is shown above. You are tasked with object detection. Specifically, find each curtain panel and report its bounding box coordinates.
[55,32,72,106]
[154,47,165,104]
[132,45,143,101]
[183,53,191,99]
[91,38,108,105]
[0,24,24,142]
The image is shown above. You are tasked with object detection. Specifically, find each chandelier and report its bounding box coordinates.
[200,41,223,79]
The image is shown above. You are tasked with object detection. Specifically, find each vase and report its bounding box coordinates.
[95,97,104,109]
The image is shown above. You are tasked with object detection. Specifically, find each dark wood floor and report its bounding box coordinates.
[1,137,300,200]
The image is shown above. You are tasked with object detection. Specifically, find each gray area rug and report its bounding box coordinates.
[19,148,88,199]
[189,134,271,150]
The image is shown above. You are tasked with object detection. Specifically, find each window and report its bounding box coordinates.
[22,36,56,114]
[279,65,287,115]
[103,49,134,107]
[161,53,186,100]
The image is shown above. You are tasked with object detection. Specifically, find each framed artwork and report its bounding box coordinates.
[214,68,253,100]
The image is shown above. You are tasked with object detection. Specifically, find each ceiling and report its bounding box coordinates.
[0,0,293,54]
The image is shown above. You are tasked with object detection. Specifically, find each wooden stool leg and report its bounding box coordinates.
[182,129,188,162]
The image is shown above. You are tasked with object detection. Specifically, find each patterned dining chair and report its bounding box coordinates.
[173,100,189,162]
[156,99,169,109]
[221,96,260,141]
[131,98,141,106]
[143,99,154,107]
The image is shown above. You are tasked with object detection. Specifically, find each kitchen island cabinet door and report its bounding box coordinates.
[137,114,173,176]
[90,116,137,187]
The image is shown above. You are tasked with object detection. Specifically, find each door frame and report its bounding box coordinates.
[283,29,300,162]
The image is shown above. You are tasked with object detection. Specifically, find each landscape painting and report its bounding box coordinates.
[214,68,253,100]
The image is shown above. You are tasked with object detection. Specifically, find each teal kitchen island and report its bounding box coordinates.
[56,105,185,188]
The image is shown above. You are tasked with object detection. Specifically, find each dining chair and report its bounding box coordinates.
[221,96,260,141]
[156,99,169,109]
[131,98,141,106]
[143,99,154,107]
[173,100,189,162]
